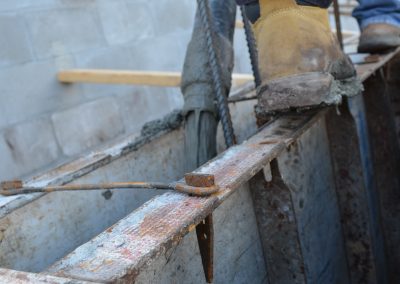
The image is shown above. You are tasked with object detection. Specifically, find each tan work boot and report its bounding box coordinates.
[358,23,400,54]
[253,0,361,116]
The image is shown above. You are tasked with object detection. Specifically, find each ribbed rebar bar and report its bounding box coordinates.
[240,5,261,87]
[197,0,236,147]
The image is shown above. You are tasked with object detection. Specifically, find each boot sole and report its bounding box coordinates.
[255,72,363,116]
[358,34,400,54]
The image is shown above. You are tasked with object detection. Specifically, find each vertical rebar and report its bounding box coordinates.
[197,0,236,147]
[240,5,261,87]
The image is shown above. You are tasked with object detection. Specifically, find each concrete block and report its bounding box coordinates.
[97,0,154,45]
[0,135,20,181]
[0,118,60,180]
[233,29,252,74]
[25,8,105,59]
[146,87,183,118]
[0,14,33,67]
[57,0,97,8]
[0,0,56,12]
[117,87,183,135]
[51,98,125,156]
[117,88,152,134]
[0,60,82,130]
[144,0,196,36]
[73,45,137,99]
[130,33,191,72]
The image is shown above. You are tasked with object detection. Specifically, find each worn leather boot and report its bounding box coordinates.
[358,23,400,54]
[253,0,361,116]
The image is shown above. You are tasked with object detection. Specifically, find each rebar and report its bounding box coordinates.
[240,5,261,87]
[197,0,236,147]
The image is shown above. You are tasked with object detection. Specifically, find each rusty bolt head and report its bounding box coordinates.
[184,174,215,187]
[0,180,23,191]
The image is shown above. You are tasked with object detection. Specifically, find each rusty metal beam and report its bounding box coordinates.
[48,192,218,282]
[185,173,216,282]
[326,98,387,283]
[249,161,306,283]
[47,110,325,282]
[386,53,400,145]
[363,68,400,283]
[251,117,350,283]
[195,214,214,283]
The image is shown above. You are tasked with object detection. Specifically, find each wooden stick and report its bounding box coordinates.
[58,69,254,87]
[235,21,244,29]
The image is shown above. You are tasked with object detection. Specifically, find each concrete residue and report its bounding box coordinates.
[335,76,364,98]
[141,110,183,138]
[121,110,184,155]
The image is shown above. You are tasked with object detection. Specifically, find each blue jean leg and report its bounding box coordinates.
[353,0,400,29]
[236,0,332,7]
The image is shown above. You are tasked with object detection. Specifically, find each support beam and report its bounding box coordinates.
[249,162,306,283]
[251,115,350,283]
[58,70,254,87]
[386,53,400,144]
[47,111,326,283]
[326,99,387,283]
[363,69,400,283]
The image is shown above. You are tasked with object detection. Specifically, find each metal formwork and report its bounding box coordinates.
[32,49,399,283]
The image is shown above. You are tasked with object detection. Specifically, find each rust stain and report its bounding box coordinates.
[120,248,135,260]
[86,259,114,273]
[174,183,219,196]
[0,180,23,190]
[138,205,178,238]
[259,139,281,145]
[15,273,29,281]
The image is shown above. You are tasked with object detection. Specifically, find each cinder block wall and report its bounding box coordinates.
[0,0,252,181]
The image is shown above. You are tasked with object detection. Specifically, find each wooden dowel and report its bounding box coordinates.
[58,69,254,87]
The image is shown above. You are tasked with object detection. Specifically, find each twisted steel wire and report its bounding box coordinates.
[240,5,262,87]
[197,0,236,147]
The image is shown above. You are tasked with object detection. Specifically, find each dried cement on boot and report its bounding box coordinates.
[333,77,364,98]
